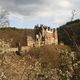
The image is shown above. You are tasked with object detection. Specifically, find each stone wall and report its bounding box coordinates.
[26,36,34,47]
[26,27,58,47]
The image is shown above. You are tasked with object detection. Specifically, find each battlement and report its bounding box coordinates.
[26,25,58,47]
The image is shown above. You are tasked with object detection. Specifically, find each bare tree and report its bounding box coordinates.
[0,8,10,28]
[71,10,80,21]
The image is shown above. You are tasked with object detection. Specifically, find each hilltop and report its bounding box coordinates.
[0,19,80,47]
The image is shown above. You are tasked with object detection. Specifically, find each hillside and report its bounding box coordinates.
[0,26,80,80]
[58,19,80,46]
[0,44,80,80]
[0,44,74,80]
[0,27,34,47]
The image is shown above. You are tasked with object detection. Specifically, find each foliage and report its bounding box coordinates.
[58,19,80,45]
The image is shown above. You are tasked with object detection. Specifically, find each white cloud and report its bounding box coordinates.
[58,0,72,8]
[0,0,80,27]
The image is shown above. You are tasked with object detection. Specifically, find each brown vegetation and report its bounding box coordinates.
[0,43,70,79]
[0,27,34,47]
[28,44,71,68]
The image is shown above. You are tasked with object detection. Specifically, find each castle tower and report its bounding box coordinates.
[42,26,45,38]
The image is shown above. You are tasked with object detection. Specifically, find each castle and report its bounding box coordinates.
[26,25,58,47]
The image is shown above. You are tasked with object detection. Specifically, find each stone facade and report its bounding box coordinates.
[26,36,35,47]
[42,28,58,45]
[26,26,58,47]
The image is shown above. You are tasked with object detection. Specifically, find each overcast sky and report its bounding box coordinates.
[0,0,80,28]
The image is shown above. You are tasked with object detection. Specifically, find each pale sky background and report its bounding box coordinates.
[0,0,80,28]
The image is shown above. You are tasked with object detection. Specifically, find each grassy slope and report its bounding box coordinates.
[0,27,34,47]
